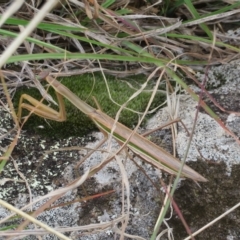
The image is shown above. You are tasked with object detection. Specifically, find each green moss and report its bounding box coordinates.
[14,73,165,138]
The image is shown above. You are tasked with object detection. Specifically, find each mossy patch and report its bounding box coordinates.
[14,73,165,138]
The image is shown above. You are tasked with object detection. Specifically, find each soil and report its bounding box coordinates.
[170,160,240,240]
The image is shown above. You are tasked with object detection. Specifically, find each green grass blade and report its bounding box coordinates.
[184,0,212,39]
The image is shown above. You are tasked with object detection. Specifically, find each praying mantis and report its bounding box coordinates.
[17,73,207,182]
